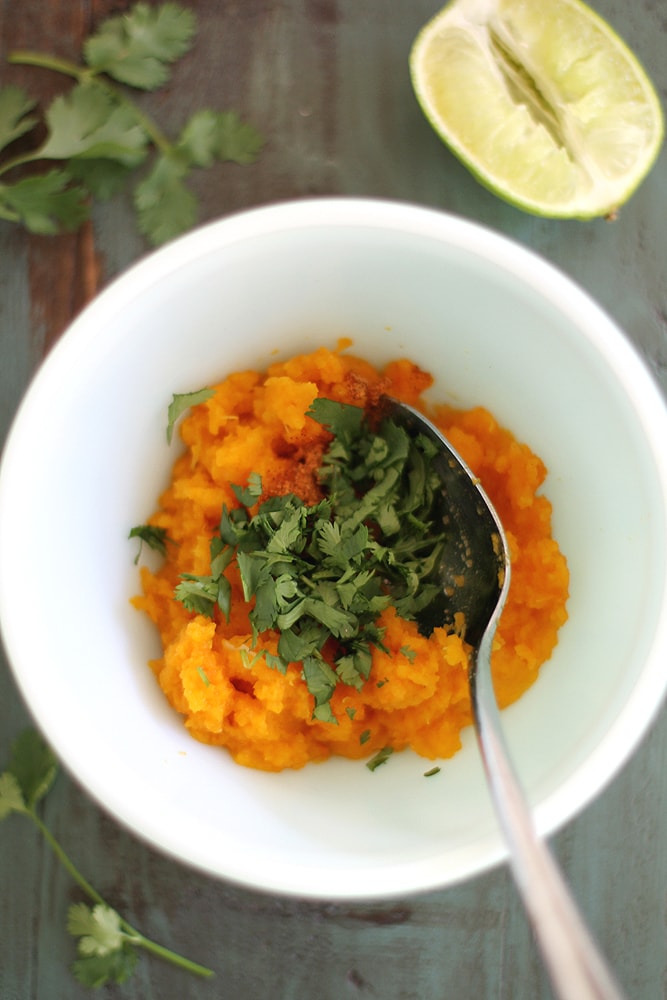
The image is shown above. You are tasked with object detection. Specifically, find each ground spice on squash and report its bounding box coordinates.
[132,344,569,771]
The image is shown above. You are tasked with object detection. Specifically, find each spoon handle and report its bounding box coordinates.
[471,645,627,1000]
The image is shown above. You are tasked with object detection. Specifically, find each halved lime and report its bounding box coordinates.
[410,0,664,217]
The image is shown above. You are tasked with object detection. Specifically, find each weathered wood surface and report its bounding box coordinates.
[1,2,666,998]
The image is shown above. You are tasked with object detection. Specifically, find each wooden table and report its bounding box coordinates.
[1,2,666,997]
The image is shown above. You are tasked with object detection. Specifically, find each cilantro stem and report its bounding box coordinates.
[7,50,95,81]
[29,808,106,906]
[117,926,215,978]
[27,807,215,980]
[0,150,48,179]
[8,50,173,155]
[96,78,172,156]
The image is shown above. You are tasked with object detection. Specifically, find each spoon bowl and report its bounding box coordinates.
[379,397,510,647]
[384,396,626,1000]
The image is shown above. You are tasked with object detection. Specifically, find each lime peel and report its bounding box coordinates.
[410,0,664,218]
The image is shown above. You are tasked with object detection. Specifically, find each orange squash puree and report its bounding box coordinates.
[132,345,569,771]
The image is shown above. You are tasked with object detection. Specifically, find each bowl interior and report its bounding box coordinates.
[2,199,667,898]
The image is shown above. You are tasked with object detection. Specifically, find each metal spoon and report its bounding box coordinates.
[381,397,626,1000]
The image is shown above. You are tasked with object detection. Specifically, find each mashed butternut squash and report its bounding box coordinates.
[132,344,569,771]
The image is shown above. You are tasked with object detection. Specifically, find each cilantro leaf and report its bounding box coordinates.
[177,109,223,168]
[64,158,135,200]
[216,574,232,621]
[210,536,235,578]
[262,651,288,673]
[267,508,306,555]
[335,653,366,691]
[0,86,38,155]
[174,574,218,616]
[302,654,338,711]
[318,520,370,566]
[253,579,282,632]
[0,171,89,234]
[72,943,139,988]
[7,728,58,810]
[166,387,215,443]
[230,473,262,508]
[213,112,264,165]
[176,109,264,169]
[129,524,171,563]
[300,596,357,639]
[312,702,337,724]
[84,2,197,91]
[308,397,364,438]
[277,622,326,663]
[134,153,197,246]
[235,550,267,604]
[67,903,127,957]
[0,772,27,819]
[40,85,148,166]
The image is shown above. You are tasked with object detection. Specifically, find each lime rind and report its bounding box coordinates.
[409,0,665,218]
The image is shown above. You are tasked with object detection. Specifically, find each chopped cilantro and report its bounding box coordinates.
[128,524,171,563]
[166,387,215,443]
[231,472,262,507]
[174,572,230,618]
[366,746,394,772]
[172,399,448,723]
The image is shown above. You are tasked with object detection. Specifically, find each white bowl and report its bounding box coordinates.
[2,198,667,899]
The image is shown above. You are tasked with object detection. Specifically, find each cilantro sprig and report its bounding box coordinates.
[173,398,447,722]
[0,3,263,244]
[0,728,214,988]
